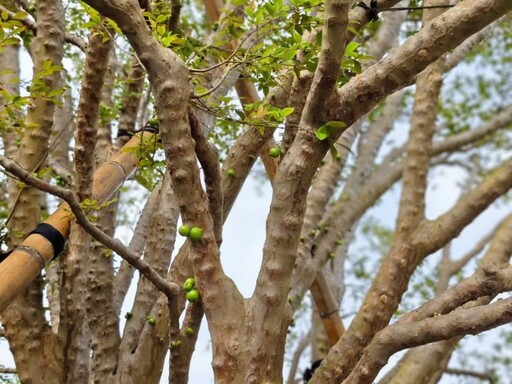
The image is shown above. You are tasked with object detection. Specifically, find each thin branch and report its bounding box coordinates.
[345,295,512,384]
[168,0,181,33]
[448,227,496,274]
[0,367,17,374]
[169,301,203,384]
[0,5,86,52]
[189,21,269,74]
[189,110,223,243]
[0,156,179,301]
[445,367,495,384]
[286,331,312,384]
[300,0,351,128]
[444,23,494,72]
[113,179,160,312]
[418,157,512,254]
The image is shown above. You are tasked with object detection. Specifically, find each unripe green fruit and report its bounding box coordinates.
[182,277,195,292]
[178,224,191,237]
[186,289,200,302]
[189,226,203,241]
[147,316,156,326]
[170,340,182,348]
[148,117,159,126]
[268,147,280,158]
[28,4,36,12]
[185,327,195,335]
[227,169,235,177]
[125,312,133,320]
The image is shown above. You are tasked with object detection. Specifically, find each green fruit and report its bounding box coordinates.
[125,312,133,320]
[178,224,191,237]
[186,289,200,302]
[147,316,156,326]
[182,277,195,292]
[268,147,280,158]
[170,340,182,348]
[148,117,159,126]
[28,4,36,12]
[227,169,235,177]
[189,227,203,241]
[185,327,195,335]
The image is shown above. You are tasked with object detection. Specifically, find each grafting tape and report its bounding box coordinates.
[29,223,66,260]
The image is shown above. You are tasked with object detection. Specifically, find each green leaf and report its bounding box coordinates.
[315,121,346,141]
[329,145,339,161]
[345,42,359,58]
[3,37,19,46]
[48,88,65,98]
[281,107,294,117]
[13,11,28,20]
[292,30,301,44]
[264,3,275,15]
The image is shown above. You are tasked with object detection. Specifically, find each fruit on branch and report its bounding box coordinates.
[147,316,156,326]
[186,289,200,302]
[268,147,280,158]
[182,277,196,292]
[179,224,191,237]
[148,117,159,126]
[189,227,203,241]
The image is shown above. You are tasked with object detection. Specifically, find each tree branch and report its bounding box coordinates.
[417,157,512,254]
[189,110,223,244]
[310,2,512,383]
[0,156,179,301]
[0,5,86,52]
[300,0,351,128]
[345,294,512,384]
[0,367,17,374]
[286,331,312,384]
[445,367,495,383]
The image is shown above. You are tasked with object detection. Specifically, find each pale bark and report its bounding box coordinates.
[116,176,178,379]
[113,182,160,311]
[310,1,512,382]
[2,0,511,383]
[1,0,65,383]
[116,56,146,148]
[381,214,512,384]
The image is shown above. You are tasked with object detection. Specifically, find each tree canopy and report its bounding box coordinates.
[1,0,512,383]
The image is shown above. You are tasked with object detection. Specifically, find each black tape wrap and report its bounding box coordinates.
[357,0,379,21]
[29,223,66,260]
[116,125,159,139]
[0,250,12,263]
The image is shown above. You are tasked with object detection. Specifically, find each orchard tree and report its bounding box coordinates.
[1,0,512,383]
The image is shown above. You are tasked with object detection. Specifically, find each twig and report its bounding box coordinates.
[445,367,495,384]
[168,0,182,33]
[0,367,17,374]
[192,62,243,98]
[286,330,312,384]
[190,19,274,74]
[0,5,86,52]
